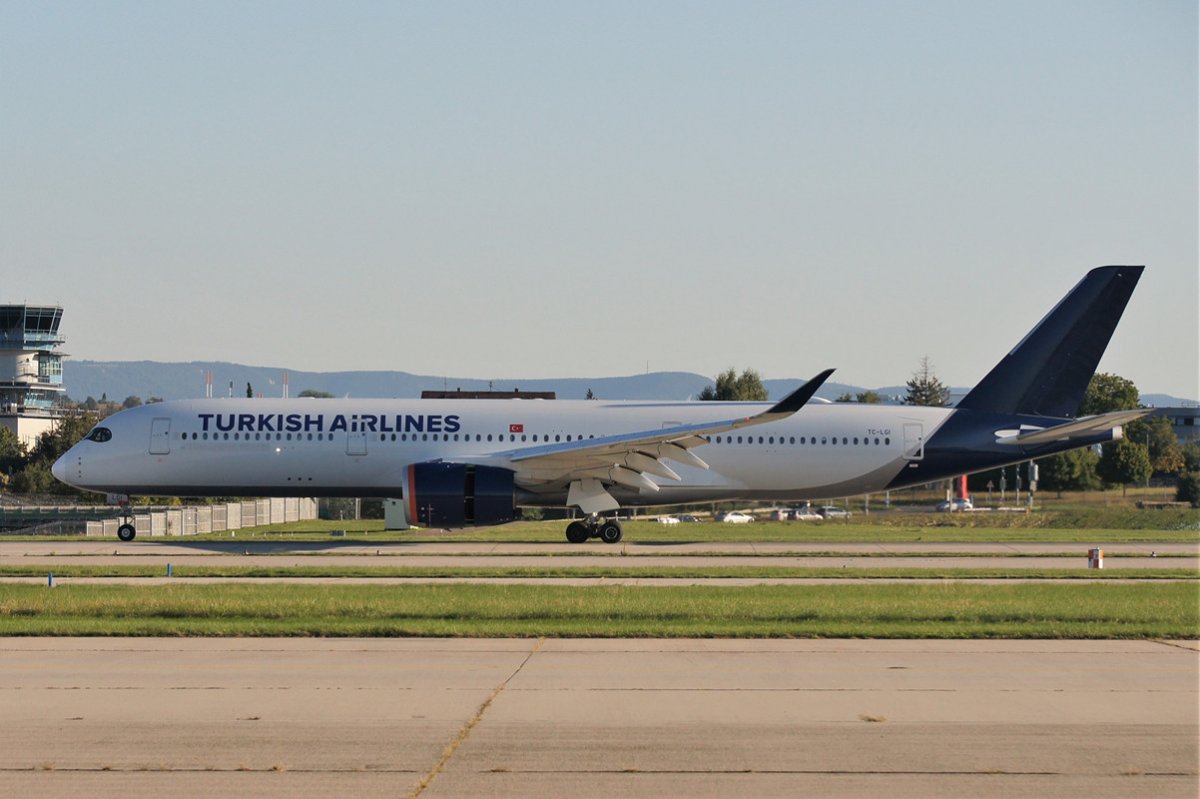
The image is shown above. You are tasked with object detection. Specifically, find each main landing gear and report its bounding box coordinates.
[564,516,623,544]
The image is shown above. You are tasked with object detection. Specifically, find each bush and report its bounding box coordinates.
[1176,472,1200,508]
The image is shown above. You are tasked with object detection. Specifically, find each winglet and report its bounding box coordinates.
[765,369,836,417]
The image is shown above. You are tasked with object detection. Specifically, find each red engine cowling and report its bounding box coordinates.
[401,462,518,528]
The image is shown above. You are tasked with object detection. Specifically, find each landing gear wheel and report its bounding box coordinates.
[117,523,136,542]
[565,521,590,544]
[599,520,623,544]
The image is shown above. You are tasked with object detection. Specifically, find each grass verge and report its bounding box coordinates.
[0,582,1195,638]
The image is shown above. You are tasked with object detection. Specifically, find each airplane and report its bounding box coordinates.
[53,265,1147,544]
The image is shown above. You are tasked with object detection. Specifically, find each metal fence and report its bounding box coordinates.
[0,498,317,537]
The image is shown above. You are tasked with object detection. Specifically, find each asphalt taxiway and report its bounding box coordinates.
[1,638,1196,798]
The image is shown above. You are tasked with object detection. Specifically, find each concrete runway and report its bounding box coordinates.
[1,540,1195,573]
[3,539,1194,587]
[0,638,1196,798]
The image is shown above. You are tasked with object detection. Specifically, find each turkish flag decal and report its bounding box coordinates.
[509,423,524,433]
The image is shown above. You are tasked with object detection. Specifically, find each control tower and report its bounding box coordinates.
[0,305,66,447]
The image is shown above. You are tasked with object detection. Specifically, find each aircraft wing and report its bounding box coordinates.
[997,409,1150,447]
[475,369,833,509]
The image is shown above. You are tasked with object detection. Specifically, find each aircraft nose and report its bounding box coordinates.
[52,453,70,484]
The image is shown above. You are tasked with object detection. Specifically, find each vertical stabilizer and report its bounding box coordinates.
[956,266,1143,418]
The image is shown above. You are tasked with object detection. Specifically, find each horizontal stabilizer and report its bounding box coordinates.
[996,409,1150,446]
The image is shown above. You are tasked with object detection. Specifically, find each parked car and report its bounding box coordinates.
[718,511,754,524]
[676,514,702,523]
[788,503,821,521]
[817,506,852,519]
[655,515,680,524]
[936,498,975,512]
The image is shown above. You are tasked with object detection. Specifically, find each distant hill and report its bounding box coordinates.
[64,360,866,403]
[1140,394,1198,408]
[62,360,1195,407]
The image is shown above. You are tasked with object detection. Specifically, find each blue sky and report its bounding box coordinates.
[3,1,1196,398]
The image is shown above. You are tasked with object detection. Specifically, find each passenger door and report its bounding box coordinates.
[149,417,171,455]
[902,423,924,461]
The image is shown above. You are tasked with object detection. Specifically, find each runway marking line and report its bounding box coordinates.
[408,637,545,798]
[1149,639,1200,652]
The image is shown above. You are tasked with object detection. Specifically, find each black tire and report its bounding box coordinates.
[565,521,590,544]
[117,523,136,542]
[599,520,623,544]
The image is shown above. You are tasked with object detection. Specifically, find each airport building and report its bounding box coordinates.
[0,304,66,447]
[1145,405,1200,445]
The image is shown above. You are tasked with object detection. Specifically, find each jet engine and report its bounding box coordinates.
[401,462,518,528]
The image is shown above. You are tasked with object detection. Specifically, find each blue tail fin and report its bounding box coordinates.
[956,266,1143,418]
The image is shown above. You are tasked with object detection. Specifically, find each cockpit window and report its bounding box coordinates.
[86,427,112,443]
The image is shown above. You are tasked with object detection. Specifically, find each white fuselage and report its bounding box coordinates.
[54,398,954,506]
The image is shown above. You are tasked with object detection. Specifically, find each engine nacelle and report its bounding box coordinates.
[401,462,518,528]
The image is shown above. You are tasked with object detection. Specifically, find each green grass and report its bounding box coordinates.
[1,564,1195,580]
[0,582,1195,638]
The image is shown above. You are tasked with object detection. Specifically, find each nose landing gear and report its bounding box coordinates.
[115,505,136,542]
[564,516,623,544]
